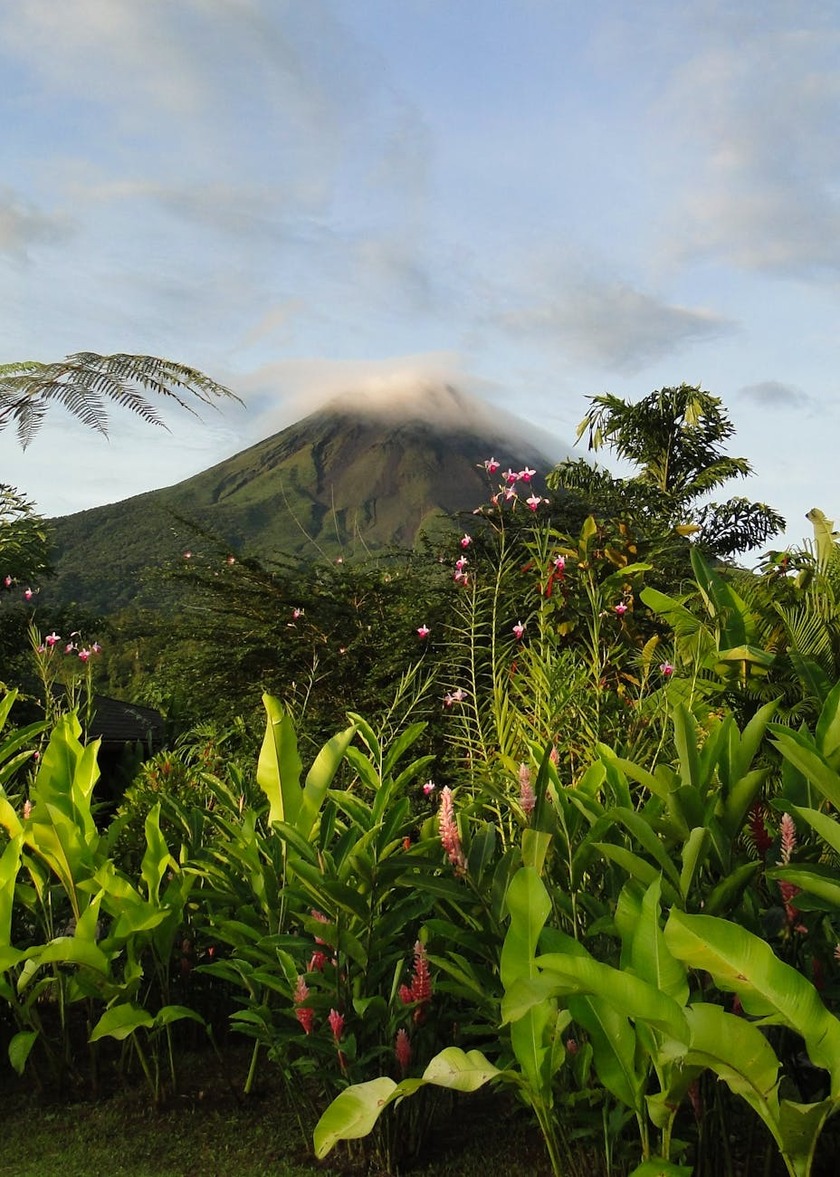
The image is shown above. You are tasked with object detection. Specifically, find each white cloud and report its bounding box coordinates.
[737,381,818,411]
[495,278,733,372]
[0,189,71,255]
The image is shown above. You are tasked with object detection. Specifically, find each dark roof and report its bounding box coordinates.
[86,695,164,747]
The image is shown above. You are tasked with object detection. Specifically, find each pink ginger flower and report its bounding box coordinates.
[395,1028,412,1074]
[778,813,796,865]
[311,909,330,945]
[439,787,467,872]
[293,975,314,1034]
[308,950,327,973]
[22,799,33,819]
[519,764,536,816]
[484,458,500,474]
[512,620,525,640]
[328,1008,344,1043]
[614,602,628,616]
[417,624,430,638]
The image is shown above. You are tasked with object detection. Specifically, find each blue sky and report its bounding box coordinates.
[1,0,839,551]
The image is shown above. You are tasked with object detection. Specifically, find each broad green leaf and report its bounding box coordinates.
[8,1029,38,1076]
[422,1047,501,1092]
[89,1004,155,1042]
[816,680,840,765]
[313,1077,399,1158]
[665,910,840,1096]
[299,724,355,838]
[257,695,302,828]
[679,826,710,900]
[771,730,840,812]
[628,1161,693,1177]
[630,879,688,1004]
[568,993,642,1112]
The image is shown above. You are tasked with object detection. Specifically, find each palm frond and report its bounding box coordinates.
[0,352,239,447]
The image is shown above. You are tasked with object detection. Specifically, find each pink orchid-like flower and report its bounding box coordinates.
[503,468,518,484]
[614,602,628,616]
[3,575,11,587]
[484,457,500,474]
[423,780,436,796]
[512,620,525,640]
[553,555,566,571]
[23,588,33,601]
[45,632,61,647]
[519,467,536,482]
[460,533,472,548]
[91,641,102,654]
[455,555,468,570]
[526,494,544,511]
[659,661,674,677]
[417,624,430,638]
[183,551,192,560]
[292,607,304,619]
[503,486,517,501]
[78,648,91,662]
[64,642,76,654]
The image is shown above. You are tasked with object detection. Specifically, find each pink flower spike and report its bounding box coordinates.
[512,620,525,640]
[439,787,467,872]
[779,813,797,866]
[484,457,500,474]
[22,799,33,819]
[659,661,674,677]
[614,602,628,616]
[423,780,436,796]
[519,467,536,482]
[460,533,472,548]
[526,494,543,511]
[395,1028,412,1073]
[328,1008,344,1043]
[417,624,430,639]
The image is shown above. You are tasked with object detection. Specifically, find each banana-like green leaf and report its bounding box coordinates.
[816,681,840,766]
[257,695,302,829]
[628,1161,693,1177]
[665,910,840,1097]
[501,868,554,1095]
[313,1049,504,1159]
[771,730,840,812]
[299,724,355,838]
[679,826,710,900]
[568,993,643,1112]
[631,880,688,1005]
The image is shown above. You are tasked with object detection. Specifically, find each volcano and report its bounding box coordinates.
[47,384,570,612]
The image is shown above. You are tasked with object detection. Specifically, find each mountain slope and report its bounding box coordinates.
[46,385,568,612]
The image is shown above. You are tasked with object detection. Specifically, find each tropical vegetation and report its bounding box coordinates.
[4,381,840,1177]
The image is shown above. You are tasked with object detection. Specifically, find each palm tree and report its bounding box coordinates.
[0,351,238,448]
[548,384,784,557]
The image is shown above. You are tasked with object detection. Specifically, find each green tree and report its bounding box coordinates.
[548,384,784,558]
